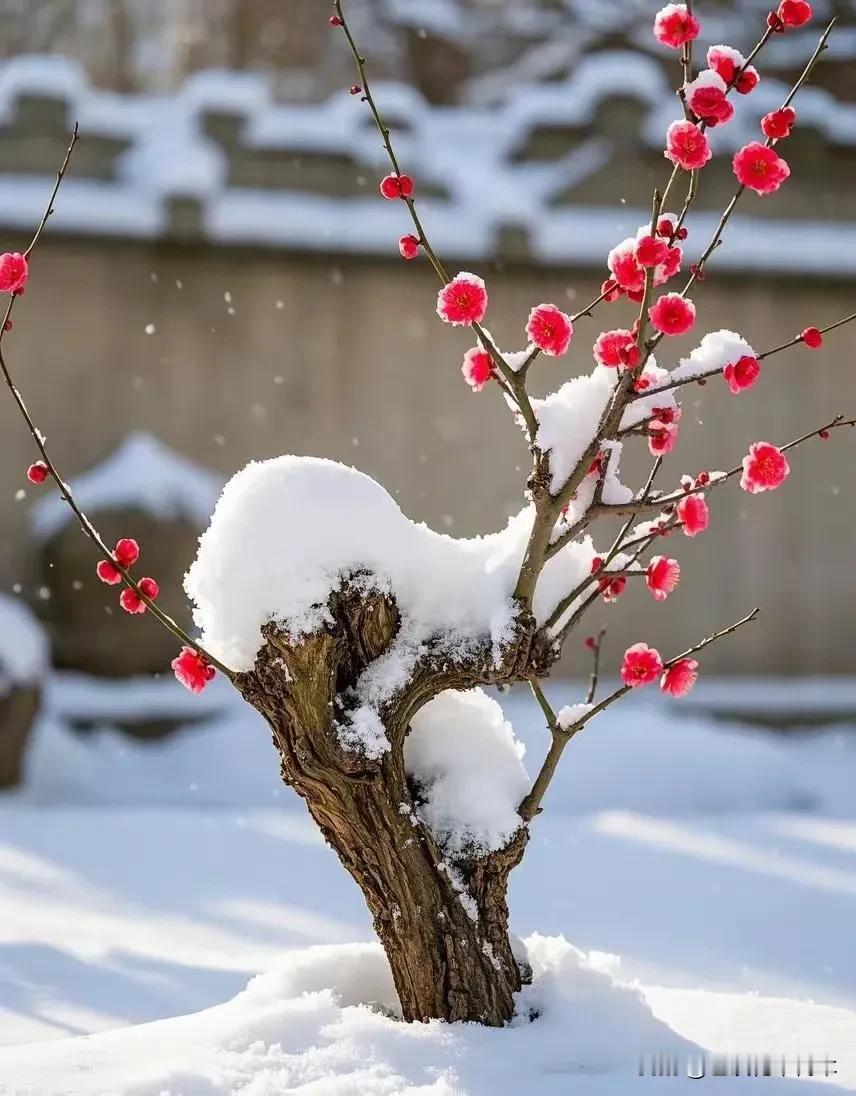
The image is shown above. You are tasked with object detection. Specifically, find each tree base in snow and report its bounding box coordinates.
[0,937,708,1093]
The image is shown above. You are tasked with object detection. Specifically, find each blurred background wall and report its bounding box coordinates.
[0,0,854,676]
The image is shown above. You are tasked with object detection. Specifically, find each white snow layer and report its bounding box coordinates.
[0,935,695,1095]
[186,457,598,683]
[0,595,48,696]
[533,363,677,493]
[556,702,593,729]
[32,432,223,541]
[668,329,757,386]
[405,688,529,858]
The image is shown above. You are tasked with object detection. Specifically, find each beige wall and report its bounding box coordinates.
[1,235,854,674]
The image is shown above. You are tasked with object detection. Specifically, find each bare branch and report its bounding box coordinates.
[649,18,835,348]
[585,627,607,705]
[0,127,234,680]
[332,0,542,443]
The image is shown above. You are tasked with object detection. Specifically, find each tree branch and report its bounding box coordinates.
[0,127,234,680]
[557,607,760,740]
[332,0,542,444]
[649,17,835,355]
[585,627,607,705]
[637,308,856,403]
[594,414,856,519]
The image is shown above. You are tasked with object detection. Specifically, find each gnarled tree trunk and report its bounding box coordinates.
[237,580,548,1025]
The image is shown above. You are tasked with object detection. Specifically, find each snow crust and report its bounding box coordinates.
[0,595,48,696]
[32,432,222,541]
[669,329,756,386]
[405,688,529,858]
[186,458,599,744]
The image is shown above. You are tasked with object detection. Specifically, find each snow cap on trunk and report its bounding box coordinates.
[405,688,529,859]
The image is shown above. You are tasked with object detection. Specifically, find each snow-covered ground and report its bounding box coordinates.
[1,673,855,1093]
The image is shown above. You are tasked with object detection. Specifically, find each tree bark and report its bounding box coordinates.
[236,579,543,1025]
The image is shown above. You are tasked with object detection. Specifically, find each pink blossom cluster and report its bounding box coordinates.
[93,537,161,615]
[620,642,698,698]
[652,4,801,196]
[169,0,826,700]
[606,216,685,304]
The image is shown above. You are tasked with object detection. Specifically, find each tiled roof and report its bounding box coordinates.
[0,52,854,275]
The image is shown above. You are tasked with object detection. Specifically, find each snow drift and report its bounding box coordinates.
[0,935,694,1095]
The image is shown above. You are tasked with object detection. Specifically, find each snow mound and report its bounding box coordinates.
[0,936,693,1095]
[405,688,529,858]
[0,594,48,697]
[31,432,223,541]
[186,457,598,684]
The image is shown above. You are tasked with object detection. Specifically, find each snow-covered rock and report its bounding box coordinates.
[0,595,47,698]
[31,432,222,542]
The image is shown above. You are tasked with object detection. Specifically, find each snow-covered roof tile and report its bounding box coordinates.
[1,54,856,276]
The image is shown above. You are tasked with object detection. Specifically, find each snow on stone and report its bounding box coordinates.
[405,688,529,859]
[0,594,48,696]
[669,330,756,386]
[31,432,223,541]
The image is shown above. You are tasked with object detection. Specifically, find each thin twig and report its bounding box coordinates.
[585,627,607,705]
[637,307,856,401]
[559,608,760,740]
[0,127,234,680]
[593,414,856,518]
[333,0,542,442]
[520,628,606,824]
[758,311,856,361]
[649,18,835,357]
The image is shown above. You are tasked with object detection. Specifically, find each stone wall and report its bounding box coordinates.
[1,234,853,674]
